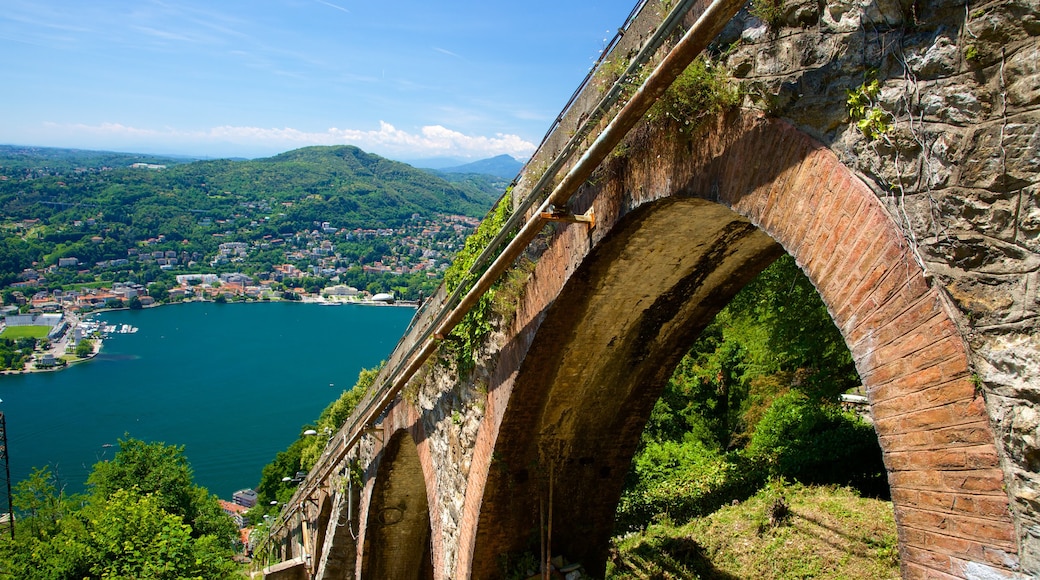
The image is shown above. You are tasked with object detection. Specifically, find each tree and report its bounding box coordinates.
[83,489,236,580]
[87,437,235,540]
[0,439,238,579]
[12,467,63,540]
[75,339,94,358]
[127,295,143,310]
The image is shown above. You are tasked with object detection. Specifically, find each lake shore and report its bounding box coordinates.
[2,295,418,376]
[3,300,416,498]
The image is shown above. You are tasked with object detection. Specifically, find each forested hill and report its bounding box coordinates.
[0,144,501,233]
[0,144,189,173]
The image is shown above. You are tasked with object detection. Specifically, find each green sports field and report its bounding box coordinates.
[0,325,51,339]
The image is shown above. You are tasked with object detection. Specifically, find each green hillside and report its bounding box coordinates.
[0,145,503,296]
[0,144,499,231]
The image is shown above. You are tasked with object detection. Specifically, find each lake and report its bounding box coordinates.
[0,301,415,499]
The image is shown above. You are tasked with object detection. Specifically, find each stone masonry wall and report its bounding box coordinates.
[713,0,1039,571]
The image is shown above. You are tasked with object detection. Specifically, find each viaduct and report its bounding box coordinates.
[258,0,1040,577]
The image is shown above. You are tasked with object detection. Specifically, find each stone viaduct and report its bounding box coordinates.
[259,0,1039,577]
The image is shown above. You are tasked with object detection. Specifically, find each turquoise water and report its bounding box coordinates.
[0,301,414,499]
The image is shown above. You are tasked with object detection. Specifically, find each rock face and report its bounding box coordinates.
[714,0,1039,572]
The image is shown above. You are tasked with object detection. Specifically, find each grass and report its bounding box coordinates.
[0,325,51,339]
[608,483,899,579]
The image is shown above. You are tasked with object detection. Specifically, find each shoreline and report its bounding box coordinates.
[2,296,416,376]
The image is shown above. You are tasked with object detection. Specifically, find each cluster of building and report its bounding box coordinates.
[0,308,98,368]
[4,209,481,314]
[220,488,259,551]
[8,282,154,313]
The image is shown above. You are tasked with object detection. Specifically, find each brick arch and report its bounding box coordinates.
[460,111,1018,579]
[313,485,358,580]
[361,429,435,580]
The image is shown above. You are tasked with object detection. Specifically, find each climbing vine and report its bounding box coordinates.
[442,190,516,374]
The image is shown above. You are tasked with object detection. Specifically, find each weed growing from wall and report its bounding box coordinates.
[441,190,515,374]
[647,56,740,134]
[846,76,891,140]
[750,0,787,30]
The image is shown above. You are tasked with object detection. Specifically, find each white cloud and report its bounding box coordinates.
[314,0,350,14]
[49,120,536,160]
[433,46,461,58]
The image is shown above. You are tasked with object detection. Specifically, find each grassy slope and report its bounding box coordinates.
[608,483,899,580]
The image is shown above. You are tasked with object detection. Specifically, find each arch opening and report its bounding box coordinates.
[609,248,895,574]
[361,431,434,580]
[474,198,786,577]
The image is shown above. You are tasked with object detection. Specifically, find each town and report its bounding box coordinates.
[0,211,482,372]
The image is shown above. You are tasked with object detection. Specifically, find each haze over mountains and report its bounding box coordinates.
[423,154,525,179]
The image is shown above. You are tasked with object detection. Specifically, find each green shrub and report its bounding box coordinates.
[750,0,787,30]
[616,440,765,531]
[746,391,887,496]
[648,57,739,134]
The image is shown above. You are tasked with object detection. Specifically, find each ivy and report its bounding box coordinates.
[846,76,891,140]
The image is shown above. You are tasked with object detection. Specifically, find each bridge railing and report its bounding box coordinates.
[258,0,749,569]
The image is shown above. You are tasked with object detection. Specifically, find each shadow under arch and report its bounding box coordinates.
[464,111,1016,579]
[361,430,434,580]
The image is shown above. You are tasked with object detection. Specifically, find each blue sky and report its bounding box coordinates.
[0,0,639,163]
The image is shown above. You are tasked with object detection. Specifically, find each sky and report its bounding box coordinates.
[0,0,640,164]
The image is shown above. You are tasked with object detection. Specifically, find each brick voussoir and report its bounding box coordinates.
[903,560,963,580]
[848,292,948,358]
[884,444,1002,472]
[860,336,967,389]
[896,507,1017,547]
[879,420,997,451]
[871,378,979,420]
[873,397,989,436]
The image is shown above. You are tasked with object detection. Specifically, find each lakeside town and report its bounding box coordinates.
[1,209,483,373]
[0,275,416,375]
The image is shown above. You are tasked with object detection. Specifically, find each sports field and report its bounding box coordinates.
[0,325,51,339]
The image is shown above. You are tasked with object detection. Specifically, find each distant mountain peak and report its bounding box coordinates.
[433,155,524,179]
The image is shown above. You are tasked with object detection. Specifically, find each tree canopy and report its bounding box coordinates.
[0,438,239,579]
